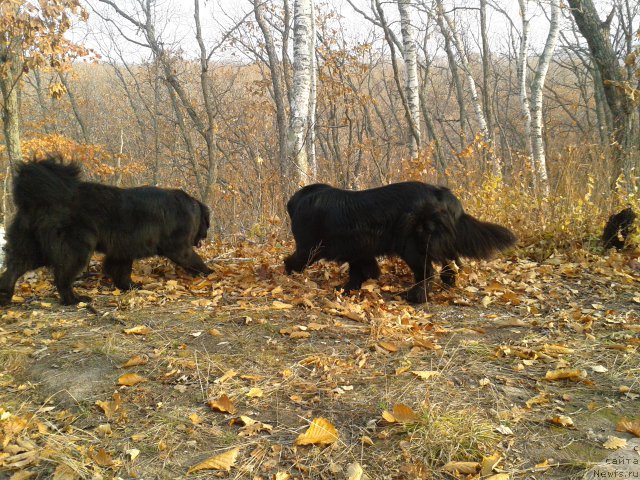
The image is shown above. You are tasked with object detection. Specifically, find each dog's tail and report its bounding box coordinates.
[13,157,81,212]
[455,213,516,259]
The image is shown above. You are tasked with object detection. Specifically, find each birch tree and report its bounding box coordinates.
[519,0,560,197]
[434,0,500,175]
[397,0,421,160]
[288,0,316,185]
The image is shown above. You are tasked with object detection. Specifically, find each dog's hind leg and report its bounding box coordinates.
[343,257,380,291]
[167,248,212,275]
[440,259,459,288]
[51,229,95,305]
[0,222,44,305]
[103,257,140,290]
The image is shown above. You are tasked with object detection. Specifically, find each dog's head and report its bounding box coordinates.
[195,201,211,247]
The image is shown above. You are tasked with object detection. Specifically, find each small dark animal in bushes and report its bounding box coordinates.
[284,182,516,303]
[602,207,636,250]
[0,157,212,305]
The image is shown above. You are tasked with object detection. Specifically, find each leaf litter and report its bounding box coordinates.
[0,241,638,478]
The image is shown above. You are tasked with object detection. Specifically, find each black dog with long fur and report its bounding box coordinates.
[602,208,636,250]
[284,182,516,303]
[0,158,212,305]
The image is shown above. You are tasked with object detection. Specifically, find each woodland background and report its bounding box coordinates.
[1,0,639,251]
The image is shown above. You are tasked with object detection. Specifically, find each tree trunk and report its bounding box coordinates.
[0,62,23,165]
[397,0,421,160]
[529,0,560,197]
[288,0,315,186]
[59,72,90,143]
[254,0,290,191]
[566,0,633,185]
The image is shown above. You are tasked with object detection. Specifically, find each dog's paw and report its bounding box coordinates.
[61,294,93,306]
[406,286,428,304]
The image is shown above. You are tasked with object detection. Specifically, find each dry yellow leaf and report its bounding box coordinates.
[346,462,364,480]
[95,393,121,419]
[443,461,480,474]
[378,341,399,352]
[120,355,148,368]
[481,452,502,475]
[246,387,263,398]
[486,474,510,480]
[382,410,397,422]
[52,464,79,480]
[188,413,203,425]
[208,328,222,336]
[289,331,311,339]
[411,370,441,380]
[214,370,237,384]
[117,373,147,386]
[294,417,339,446]
[542,344,574,355]
[274,472,290,480]
[616,418,640,437]
[90,448,114,467]
[361,435,374,446]
[123,325,152,335]
[207,394,236,414]
[272,300,293,310]
[548,415,574,428]
[544,369,586,381]
[390,404,419,424]
[603,436,627,449]
[187,447,240,474]
[525,393,549,409]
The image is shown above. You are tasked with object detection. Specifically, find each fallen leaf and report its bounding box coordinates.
[603,436,627,449]
[90,448,114,467]
[246,387,263,398]
[411,370,441,380]
[443,461,480,474]
[346,462,364,480]
[378,341,399,352]
[272,300,293,310]
[616,418,640,437]
[389,404,419,424]
[187,447,240,473]
[544,369,587,381]
[52,464,79,480]
[549,415,574,428]
[481,452,502,475]
[214,370,237,384]
[123,325,152,335]
[591,365,608,373]
[207,394,236,415]
[294,417,339,446]
[120,355,148,368]
[117,373,147,387]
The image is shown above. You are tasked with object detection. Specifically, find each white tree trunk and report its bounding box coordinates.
[397,0,421,160]
[529,0,560,197]
[288,0,315,185]
[518,0,534,167]
[436,0,500,175]
[307,0,317,180]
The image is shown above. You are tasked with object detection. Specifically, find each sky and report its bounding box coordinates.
[76,0,636,64]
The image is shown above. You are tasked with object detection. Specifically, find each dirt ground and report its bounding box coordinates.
[0,241,639,479]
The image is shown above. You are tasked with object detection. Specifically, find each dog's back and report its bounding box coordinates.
[14,159,81,213]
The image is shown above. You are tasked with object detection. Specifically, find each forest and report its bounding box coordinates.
[0,0,639,478]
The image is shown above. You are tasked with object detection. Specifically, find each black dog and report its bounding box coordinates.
[0,158,212,305]
[284,182,516,303]
[602,207,636,250]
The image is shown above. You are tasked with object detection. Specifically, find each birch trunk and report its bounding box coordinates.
[529,0,560,197]
[307,1,317,180]
[397,0,421,160]
[288,0,315,185]
[517,0,533,165]
[436,0,500,175]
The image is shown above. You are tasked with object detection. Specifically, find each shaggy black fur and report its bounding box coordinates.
[0,158,212,305]
[602,208,636,250]
[284,182,516,303]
